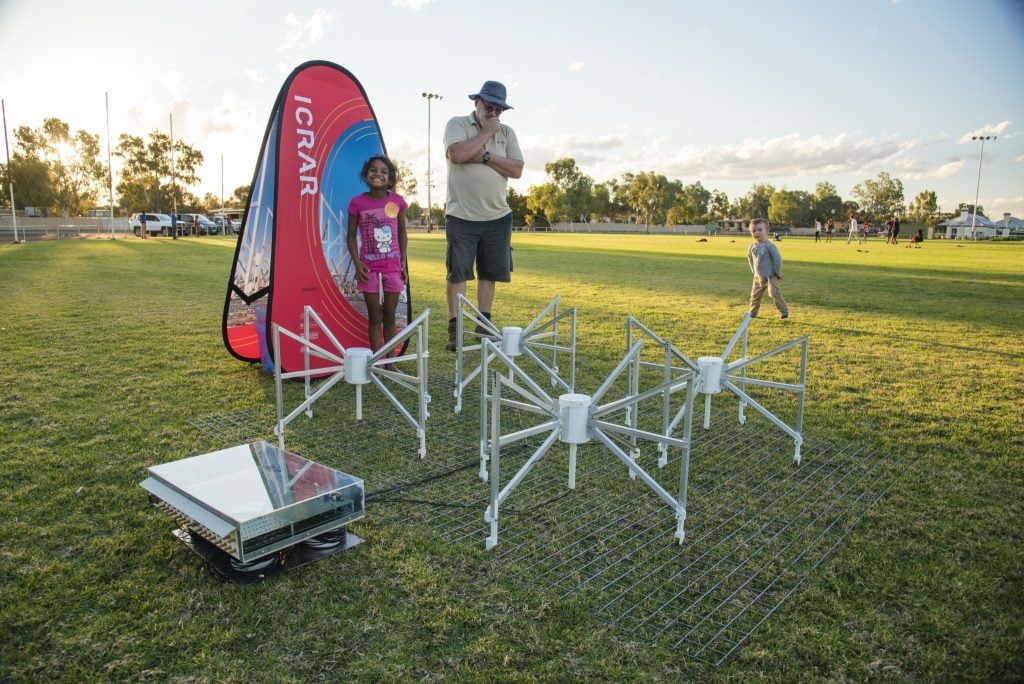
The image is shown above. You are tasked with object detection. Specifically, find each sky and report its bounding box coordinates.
[1,0,1023,217]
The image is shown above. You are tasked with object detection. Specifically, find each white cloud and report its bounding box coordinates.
[244,69,267,85]
[279,9,335,53]
[956,120,1011,144]
[656,132,916,180]
[1014,154,1024,163]
[391,0,436,8]
[518,129,972,186]
[989,196,1024,218]
[568,62,584,72]
[891,158,964,180]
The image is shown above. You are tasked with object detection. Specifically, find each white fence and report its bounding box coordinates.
[0,216,134,241]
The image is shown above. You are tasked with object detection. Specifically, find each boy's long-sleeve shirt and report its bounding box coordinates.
[747,241,782,279]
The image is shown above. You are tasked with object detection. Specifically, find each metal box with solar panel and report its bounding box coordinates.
[141,442,364,580]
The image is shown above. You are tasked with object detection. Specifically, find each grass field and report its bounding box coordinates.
[1,233,1022,680]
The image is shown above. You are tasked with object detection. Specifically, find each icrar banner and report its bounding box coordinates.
[222,61,411,373]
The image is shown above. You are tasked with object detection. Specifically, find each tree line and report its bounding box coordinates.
[2,118,958,226]
[0,118,249,217]
[510,157,947,228]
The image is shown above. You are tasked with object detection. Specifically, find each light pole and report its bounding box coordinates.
[422,92,442,232]
[170,113,177,239]
[969,135,996,240]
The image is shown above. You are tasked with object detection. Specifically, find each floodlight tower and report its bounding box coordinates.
[422,92,442,232]
[969,135,996,240]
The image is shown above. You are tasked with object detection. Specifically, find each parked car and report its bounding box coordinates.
[129,212,176,237]
[212,216,240,234]
[178,213,219,235]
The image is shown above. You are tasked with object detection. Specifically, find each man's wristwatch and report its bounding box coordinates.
[482,150,491,163]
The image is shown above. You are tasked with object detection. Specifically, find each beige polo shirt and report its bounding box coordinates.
[444,113,524,222]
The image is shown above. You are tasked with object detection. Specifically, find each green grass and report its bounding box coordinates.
[1,233,1022,680]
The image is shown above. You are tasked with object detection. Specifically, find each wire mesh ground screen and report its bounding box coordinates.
[191,323,897,666]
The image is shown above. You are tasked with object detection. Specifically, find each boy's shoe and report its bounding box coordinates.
[445,318,458,352]
[780,311,789,319]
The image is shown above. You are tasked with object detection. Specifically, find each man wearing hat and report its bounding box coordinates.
[443,80,524,351]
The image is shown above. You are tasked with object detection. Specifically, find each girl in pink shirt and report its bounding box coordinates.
[346,156,408,351]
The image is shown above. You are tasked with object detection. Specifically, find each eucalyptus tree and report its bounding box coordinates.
[812,181,843,221]
[906,190,938,224]
[12,118,107,216]
[114,130,202,213]
[768,189,814,226]
[851,171,905,224]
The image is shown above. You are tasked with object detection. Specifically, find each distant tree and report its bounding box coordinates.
[229,184,250,206]
[12,118,107,216]
[666,181,710,224]
[619,171,676,226]
[406,201,423,223]
[906,190,938,224]
[393,159,417,199]
[851,171,904,224]
[769,189,813,226]
[956,202,985,217]
[429,204,445,228]
[733,183,775,220]
[526,182,563,223]
[598,180,631,221]
[841,200,860,219]
[2,154,54,209]
[544,157,595,223]
[812,181,843,221]
[708,189,730,220]
[589,184,610,220]
[506,187,528,225]
[114,130,203,212]
[199,192,221,212]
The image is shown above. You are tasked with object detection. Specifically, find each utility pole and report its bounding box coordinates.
[105,92,115,238]
[170,114,177,239]
[2,99,19,243]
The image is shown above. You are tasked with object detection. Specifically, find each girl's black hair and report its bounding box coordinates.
[360,155,398,191]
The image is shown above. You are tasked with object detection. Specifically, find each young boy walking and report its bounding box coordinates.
[747,218,789,319]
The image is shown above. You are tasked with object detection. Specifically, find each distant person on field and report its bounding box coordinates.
[908,228,923,247]
[847,216,862,244]
[891,214,900,244]
[814,219,821,242]
[140,212,148,239]
[442,80,524,351]
[346,155,408,353]
[825,218,834,242]
[747,218,789,319]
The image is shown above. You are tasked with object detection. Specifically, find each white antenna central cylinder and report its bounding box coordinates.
[344,348,372,384]
[558,393,591,444]
[697,356,723,394]
[501,326,523,356]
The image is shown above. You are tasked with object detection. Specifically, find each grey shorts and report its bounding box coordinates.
[445,213,513,283]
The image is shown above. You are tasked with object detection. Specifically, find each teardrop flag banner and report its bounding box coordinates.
[222,61,411,373]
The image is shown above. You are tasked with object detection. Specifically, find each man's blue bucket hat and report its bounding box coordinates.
[468,81,512,110]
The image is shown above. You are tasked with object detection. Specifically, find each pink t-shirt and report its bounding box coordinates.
[347,192,407,272]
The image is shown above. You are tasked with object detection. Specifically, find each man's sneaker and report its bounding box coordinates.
[780,311,789,319]
[445,318,458,351]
